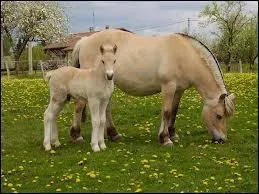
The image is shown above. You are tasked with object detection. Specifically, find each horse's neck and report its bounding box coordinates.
[193,70,222,102]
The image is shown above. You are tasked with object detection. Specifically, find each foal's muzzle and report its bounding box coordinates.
[106,71,114,80]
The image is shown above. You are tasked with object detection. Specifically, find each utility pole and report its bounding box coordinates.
[187,17,190,35]
[93,11,95,31]
[28,41,33,75]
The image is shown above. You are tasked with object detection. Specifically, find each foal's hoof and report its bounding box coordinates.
[99,143,107,150]
[92,145,101,152]
[53,141,61,148]
[44,144,52,151]
[111,133,123,141]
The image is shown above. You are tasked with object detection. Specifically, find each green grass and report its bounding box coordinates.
[1,73,258,193]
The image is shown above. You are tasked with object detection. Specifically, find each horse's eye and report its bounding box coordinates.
[114,60,116,64]
[216,115,222,120]
[101,60,104,64]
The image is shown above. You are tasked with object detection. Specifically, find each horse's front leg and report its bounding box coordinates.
[70,99,86,142]
[88,98,101,152]
[168,90,184,140]
[105,98,122,141]
[98,100,109,150]
[158,82,176,145]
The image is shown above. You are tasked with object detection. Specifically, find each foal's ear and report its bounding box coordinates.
[100,45,104,55]
[113,44,117,54]
[218,93,227,103]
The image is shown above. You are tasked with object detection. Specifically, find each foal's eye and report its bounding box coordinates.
[216,115,222,120]
[114,60,116,64]
[101,60,104,64]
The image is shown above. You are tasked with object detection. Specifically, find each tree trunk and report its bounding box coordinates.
[14,54,20,75]
[227,51,232,72]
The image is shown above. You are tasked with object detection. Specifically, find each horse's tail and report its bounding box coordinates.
[72,39,81,68]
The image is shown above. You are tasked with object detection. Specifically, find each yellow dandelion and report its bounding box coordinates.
[56,188,61,192]
[50,150,56,154]
[135,188,142,192]
[76,178,80,182]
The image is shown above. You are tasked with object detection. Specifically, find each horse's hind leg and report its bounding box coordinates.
[70,99,86,142]
[168,90,184,140]
[43,99,64,151]
[158,82,176,145]
[105,99,122,141]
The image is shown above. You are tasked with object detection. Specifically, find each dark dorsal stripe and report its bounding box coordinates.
[175,33,228,93]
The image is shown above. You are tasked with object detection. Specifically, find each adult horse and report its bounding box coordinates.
[70,29,236,145]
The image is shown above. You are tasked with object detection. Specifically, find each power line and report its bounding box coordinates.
[134,20,187,32]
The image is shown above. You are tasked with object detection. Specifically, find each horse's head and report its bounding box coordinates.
[99,43,117,80]
[202,93,236,143]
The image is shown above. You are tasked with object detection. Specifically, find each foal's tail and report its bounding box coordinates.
[40,62,52,83]
[72,39,81,68]
[43,71,53,83]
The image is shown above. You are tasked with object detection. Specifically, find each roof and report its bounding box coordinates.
[44,28,133,52]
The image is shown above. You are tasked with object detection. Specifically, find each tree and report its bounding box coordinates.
[233,16,258,71]
[1,1,68,73]
[199,1,251,71]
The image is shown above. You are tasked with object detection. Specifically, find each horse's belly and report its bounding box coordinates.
[114,71,161,96]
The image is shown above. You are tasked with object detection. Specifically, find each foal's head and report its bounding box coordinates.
[99,44,117,80]
[202,93,236,143]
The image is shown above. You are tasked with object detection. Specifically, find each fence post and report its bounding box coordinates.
[5,60,10,79]
[239,59,242,73]
[40,60,44,77]
[28,41,33,75]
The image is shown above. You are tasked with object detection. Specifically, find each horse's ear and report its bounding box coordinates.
[100,45,104,55]
[113,44,117,54]
[219,93,227,103]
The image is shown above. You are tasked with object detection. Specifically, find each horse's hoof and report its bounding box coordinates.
[72,136,84,143]
[171,133,180,141]
[162,139,173,146]
[111,133,123,141]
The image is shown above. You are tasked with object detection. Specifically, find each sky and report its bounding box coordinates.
[60,1,258,37]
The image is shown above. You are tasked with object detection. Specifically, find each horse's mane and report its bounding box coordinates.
[176,33,235,117]
[176,33,228,94]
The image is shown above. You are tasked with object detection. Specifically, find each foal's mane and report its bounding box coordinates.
[175,33,229,94]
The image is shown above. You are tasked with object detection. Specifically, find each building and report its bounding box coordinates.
[44,26,132,66]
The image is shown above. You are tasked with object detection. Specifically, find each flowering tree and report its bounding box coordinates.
[1,1,68,72]
[199,1,251,71]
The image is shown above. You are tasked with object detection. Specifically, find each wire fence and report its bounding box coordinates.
[1,59,257,79]
[1,59,70,77]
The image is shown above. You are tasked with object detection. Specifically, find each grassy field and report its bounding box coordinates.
[1,73,258,193]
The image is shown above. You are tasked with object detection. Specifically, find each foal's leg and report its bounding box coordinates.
[88,98,101,152]
[168,90,184,140]
[158,82,176,145]
[98,100,109,150]
[43,100,64,151]
[105,99,122,141]
[70,99,86,142]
